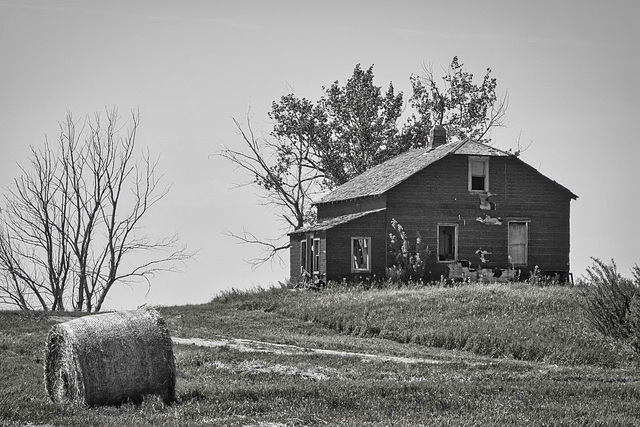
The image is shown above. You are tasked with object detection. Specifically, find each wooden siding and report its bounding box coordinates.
[324,209,387,281]
[298,152,574,282]
[289,238,302,280]
[383,154,572,278]
[289,231,327,282]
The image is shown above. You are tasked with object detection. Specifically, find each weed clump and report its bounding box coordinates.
[387,218,432,283]
[581,258,640,354]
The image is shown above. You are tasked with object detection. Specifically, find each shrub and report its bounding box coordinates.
[387,218,431,283]
[581,258,640,342]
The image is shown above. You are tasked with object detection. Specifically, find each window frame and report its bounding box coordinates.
[312,238,321,274]
[437,223,458,263]
[351,237,371,273]
[507,220,530,267]
[468,156,490,193]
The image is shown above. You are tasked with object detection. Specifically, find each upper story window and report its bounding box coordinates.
[469,157,489,192]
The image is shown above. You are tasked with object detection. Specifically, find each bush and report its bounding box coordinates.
[386,218,431,283]
[581,258,640,342]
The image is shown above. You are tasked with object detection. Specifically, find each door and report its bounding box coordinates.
[508,222,528,266]
[438,224,458,262]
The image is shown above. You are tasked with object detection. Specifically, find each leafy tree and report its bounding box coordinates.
[0,110,191,312]
[407,56,508,144]
[220,58,507,266]
[316,64,406,187]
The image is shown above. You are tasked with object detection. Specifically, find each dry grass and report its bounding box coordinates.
[2,284,640,426]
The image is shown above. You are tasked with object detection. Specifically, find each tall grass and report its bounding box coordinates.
[580,259,640,337]
[213,282,633,367]
[580,258,640,355]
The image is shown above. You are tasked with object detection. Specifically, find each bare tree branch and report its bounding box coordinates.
[216,114,324,267]
[223,229,289,270]
[0,109,192,312]
[507,130,533,157]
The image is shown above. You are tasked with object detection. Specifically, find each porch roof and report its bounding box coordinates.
[289,208,386,235]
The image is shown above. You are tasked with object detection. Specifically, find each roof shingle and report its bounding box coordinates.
[318,140,513,204]
[289,208,386,235]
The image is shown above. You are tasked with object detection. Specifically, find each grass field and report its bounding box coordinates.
[2,282,640,426]
[207,282,634,367]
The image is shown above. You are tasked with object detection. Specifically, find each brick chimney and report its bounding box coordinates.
[429,125,447,148]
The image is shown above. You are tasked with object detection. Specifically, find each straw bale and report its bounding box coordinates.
[44,307,176,406]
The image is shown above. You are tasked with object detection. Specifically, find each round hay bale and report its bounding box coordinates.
[44,307,176,406]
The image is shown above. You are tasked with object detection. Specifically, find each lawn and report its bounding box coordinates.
[2,283,640,426]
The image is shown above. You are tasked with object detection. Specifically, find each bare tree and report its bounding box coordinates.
[218,111,325,267]
[0,109,191,312]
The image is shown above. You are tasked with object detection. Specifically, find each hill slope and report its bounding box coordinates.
[1,283,639,426]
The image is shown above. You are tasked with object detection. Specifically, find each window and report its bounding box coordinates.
[508,221,529,266]
[300,240,308,274]
[312,238,320,273]
[301,238,321,274]
[351,237,371,272]
[469,157,489,192]
[438,224,458,262]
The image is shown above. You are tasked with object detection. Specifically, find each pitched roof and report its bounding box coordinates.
[318,140,513,204]
[289,208,385,235]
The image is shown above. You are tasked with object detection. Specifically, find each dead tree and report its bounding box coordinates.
[0,110,191,312]
[217,114,325,267]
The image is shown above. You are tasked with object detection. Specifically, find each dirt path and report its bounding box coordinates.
[47,316,485,367]
[47,315,447,364]
[172,336,447,365]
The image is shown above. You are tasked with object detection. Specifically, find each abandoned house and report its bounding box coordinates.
[289,126,578,284]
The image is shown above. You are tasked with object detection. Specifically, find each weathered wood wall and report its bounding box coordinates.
[289,237,302,280]
[296,153,574,282]
[383,154,572,278]
[289,231,328,282]
[324,209,387,281]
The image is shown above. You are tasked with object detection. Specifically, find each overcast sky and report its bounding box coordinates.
[1,0,638,310]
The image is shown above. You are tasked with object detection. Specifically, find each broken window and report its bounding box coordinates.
[438,224,458,262]
[351,237,371,272]
[508,221,529,266]
[312,238,320,273]
[469,157,489,192]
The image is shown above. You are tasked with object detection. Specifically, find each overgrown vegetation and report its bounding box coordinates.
[580,258,640,353]
[386,218,432,283]
[213,281,634,368]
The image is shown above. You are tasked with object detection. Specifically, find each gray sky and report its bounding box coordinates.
[1,0,638,309]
